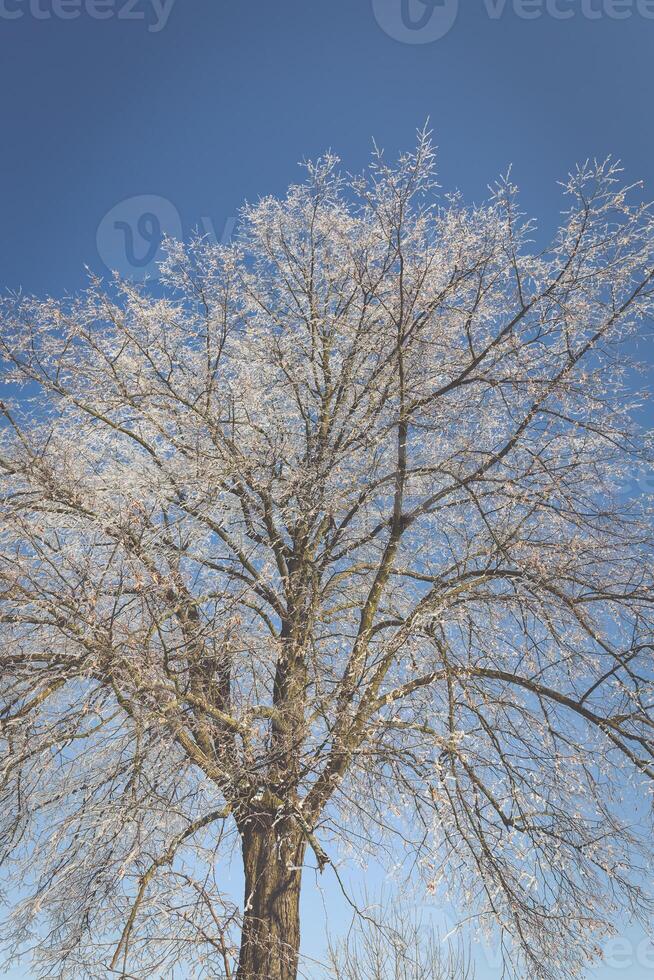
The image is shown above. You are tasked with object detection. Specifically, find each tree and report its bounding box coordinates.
[1,130,654,980]
[325,890,475,979]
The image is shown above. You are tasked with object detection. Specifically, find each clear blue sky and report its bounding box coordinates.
[1,0,654,976]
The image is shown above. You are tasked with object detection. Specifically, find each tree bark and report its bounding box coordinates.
[236,817,306,980]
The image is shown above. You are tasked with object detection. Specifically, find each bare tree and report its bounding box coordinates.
[325,891,475,979]
[1,130,654,979]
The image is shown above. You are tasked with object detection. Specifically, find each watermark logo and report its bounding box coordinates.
[97,195,182,280]
[372,0,460,42]
[373,0,654,43]
[603,936,654,971]
[0,0,176,32]
[96,195,236,280]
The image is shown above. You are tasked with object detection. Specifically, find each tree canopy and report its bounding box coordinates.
[1,132,654,978]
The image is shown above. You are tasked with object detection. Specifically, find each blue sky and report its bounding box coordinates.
[2,0,654,296]
[1,0,654,976]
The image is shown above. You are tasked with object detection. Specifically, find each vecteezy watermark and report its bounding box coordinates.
[96,194,236,280]
[372,0,459,43]
[0,0,176,32]
[410,900,654,973]
[373,0,654,43]
[602,937,654,971]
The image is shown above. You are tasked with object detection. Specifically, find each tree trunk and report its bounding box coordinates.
[236,817,306,980]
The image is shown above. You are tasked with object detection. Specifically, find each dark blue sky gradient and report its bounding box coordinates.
[1,0,654,295]
[1,1,653,976]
